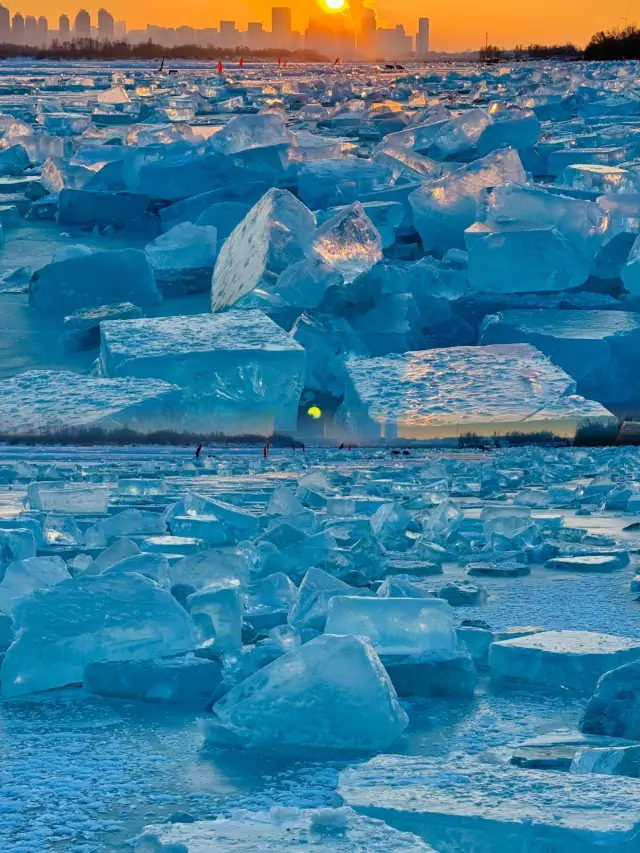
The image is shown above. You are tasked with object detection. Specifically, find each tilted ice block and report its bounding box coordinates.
[27,481,109,514]
[337,344,615,440]
[99,311,305,434]
[0,529,36,565]
[0,555,68,614]
[325,596,456,657]
[480,309,640,405]
[580,659,640,740]
[166,493,260,540]
[0,143,29,176]
[428,109,493,159]
[205,633,408,752]
[195,201,251,239]
[169,545,258,591]
[84,508,167,547]
[275,258,343,309]
[138,152,247,202]
[1,573,195,697]
[63,302,143,352]
[169,515,227,546]
[208,112,291,155]
[211,188,315,311]
[84,656,222,708]
[297,158,394,209]
[547,146,628,179]
[465,221,590,292]
[353,293,425,356]
[0,370,179,438]
[41,157,94,193]
[30,249,160,315]
[292,312,368,398]
[409,148,526,252]
[337,754,640,853]
[57,189,151,228]
[135,808,439,853]
[145,222,217,296]
[310,202,382,284]
[103,552,170,586]
[477,108,541,155]
[621,233,640,294]
[188,585,242,652]
[373,143,444,183]
[571,742,640,777]
[562,163,639,194]
[288,567,357,632]
[490,630,640,694]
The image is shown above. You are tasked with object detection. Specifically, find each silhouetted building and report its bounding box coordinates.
[11,12,24,44]
[376,24,412,58]
[271,6,291,48]
[24,14,37,44]
[98,8,114,40]
[74,9,91,38]
[219,20,238,47]
[416,17,430,57]
[59,13,70,39]
[305,12,355,59]
[358,7,376,57]
[0,5,10,41]
[247,21,265,49]
[115,20,126,38]
[37,15,48,44]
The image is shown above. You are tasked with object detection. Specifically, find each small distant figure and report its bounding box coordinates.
[239,57,244,68]
[338,442,344,450]
[195,442,203,459]
[277,57,282,67]
[348,444,352,451]
[263,442,270,458]
[283,59,287,67]
[217,60,223,74]
[159,57,165,72]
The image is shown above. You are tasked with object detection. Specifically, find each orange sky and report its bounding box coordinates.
[8,0,636,50]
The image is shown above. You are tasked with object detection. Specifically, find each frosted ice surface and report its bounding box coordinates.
[205,633,408,751]
[490,630,640,693]
[581,659,640,740]
[99,310,305,433]
[480,309,640,404]
[0,370,178,437]
[211,188,315,311]
[63,301,143,352]
[1,572,195,697]
[208,112,291,155]
[338,754,640,852]
[338,344,615,440]
[29,248,160,315]
[84,508,167,546]
[0,556,70,615]
[310,202,382,284]
[325,596,456,657]
[136,808,438,853]
[465,221,590,292]
[409,148,526,252]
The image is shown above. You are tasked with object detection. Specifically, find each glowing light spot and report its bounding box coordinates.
[323,0,346,10]
[308,405,322,419]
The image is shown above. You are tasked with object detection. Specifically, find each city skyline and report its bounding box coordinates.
[0,0,634,52]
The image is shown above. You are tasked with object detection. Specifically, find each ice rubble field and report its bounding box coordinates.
[4,58,640,436]
[3,442,640,852]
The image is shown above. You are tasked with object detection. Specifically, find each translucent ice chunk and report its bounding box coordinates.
[325,596,456,657]
[1,573,195,697]
[580,658,640,740]
[145,222,217,296]
[288,567,357,632]
[0,555,70,615]
[310,202,382,284]
[205,633,408,751]
[209,112,291,155]
[188,585,242,652]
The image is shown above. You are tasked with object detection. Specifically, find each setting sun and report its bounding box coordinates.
[323,0,347,11]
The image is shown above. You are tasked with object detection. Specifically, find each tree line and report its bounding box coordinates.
[480,24,640,61]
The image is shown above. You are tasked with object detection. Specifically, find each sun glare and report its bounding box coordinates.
[323,0,346,11]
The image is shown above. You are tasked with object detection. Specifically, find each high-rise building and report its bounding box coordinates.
[416,17,430,57]
[115,20,126,38]
[11,12,24,44]
[59,13,70,39]
[98,8,114,40]
[219,20,238,47]
[305,12,355,59]
[37,15,48,44]
[246,21,265,49]
[74,9,91,38]
[0,5,10,41]
[271,6,292,48]
[24,14,37,44]
[358,7,376,57]
[376,24,412,58]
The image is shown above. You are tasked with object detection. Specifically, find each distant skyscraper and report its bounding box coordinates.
[0,5,10,42]
[305,12,355,59]
[59,13,70,39]
[115,20,126,38]
[416,17,430,57]
[219,20,238,47]
[74,9,91,38]
[24,14,37,44]
[376,24,411,58]
[247,21,265,49]
[272,6,292,48]
[37,15,48,44]
[11,12,24,44]
[98,8,114,40]
[358,7,376,57]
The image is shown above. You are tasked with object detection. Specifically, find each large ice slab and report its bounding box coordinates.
[337,754,640,853]
[490,630,640,694]
[581,659,640,740]
[29,248,160,315]
[204,633,408,752]
[135,808,438,853]
[1,573,195,697]
[211,188,315,311]
[310,202,382,284]
[0,370,179,437]
[337,344,616,440]
[480,309,640,405]
[0,556,70,615]
[99,311,305,434]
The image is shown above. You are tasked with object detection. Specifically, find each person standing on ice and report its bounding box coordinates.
[239,57,244,68]
[217,60,223,74]
[195,442,203,460]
